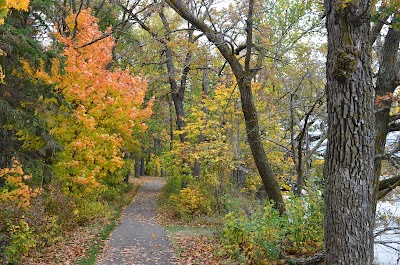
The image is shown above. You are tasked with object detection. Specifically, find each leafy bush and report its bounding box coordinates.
[43,183,77,228]
[220,202,283,264]
[219,193,324,264]
[0,159,40,263]
[169,187,211,219]
[4,218,36,264]
[163,174,193,196]
[75,199,115,225]
[285,194,324,254]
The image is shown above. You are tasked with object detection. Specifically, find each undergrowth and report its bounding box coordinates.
[218,193,324,264]
[159,173,324,265]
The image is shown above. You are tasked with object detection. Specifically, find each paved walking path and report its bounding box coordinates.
[96,177,175,265]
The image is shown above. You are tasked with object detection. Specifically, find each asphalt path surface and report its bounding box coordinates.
[96,177,175,265]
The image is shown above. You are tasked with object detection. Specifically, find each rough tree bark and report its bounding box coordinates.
[165,0,285,214]
[324,0,375,264]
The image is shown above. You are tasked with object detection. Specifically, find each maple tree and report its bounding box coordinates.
[26,9,153,192]
[0,158,39,209]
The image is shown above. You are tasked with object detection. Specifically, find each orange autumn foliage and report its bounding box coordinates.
[25,9,153,192]
[0,159,40,209]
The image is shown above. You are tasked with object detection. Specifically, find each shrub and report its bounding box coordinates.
[25,194,63,248]
[219,193,324,264]
[285,194,324,254]
[5,218,36,264]
[163,174,193,196]
[43,183,77,228]
[220,202,283,264]
[75,198,115,225]
[169,187,211,220]
[0,159,40,263]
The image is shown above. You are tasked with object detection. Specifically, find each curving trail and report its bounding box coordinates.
[96,177,175,265]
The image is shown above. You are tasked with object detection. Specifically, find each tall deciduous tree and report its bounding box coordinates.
[324,0,375,263]
[165,0,286,214]
[27,9,152,191]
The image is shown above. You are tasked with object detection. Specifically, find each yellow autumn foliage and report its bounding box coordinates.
[0,158,40,209]
[170,187,211,218]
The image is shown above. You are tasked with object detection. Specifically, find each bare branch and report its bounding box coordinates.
[286,251,325,265]
[387,123,400,133]
[374,226,400,237]
[303,133,327,162]
[262,137,291,152]
[390,114,400,122]
[378,176,400,200]
[235,43,246,55]
[244,0,254,73]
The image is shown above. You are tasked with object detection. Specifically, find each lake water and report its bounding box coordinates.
[374,200,400,265]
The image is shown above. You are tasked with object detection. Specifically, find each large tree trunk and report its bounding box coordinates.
[324,1,375,264]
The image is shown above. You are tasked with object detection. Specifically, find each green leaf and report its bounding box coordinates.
[0,8,8,19]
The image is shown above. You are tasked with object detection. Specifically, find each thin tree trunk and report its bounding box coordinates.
[238,77,285,213]
[145,154,151,175]
[295,98,320,195]
[159,11,193,143]
[0,129,14,168]
[140,157,145,176]
[373,27,400,206]
[124,171,130,183]
[233,99,245,187]
[193,59,209,178]
[324,0,375,264]
[289,94,298,192]
[168,96,174,150]
[134,156,141,177]
[135,10,192,144]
